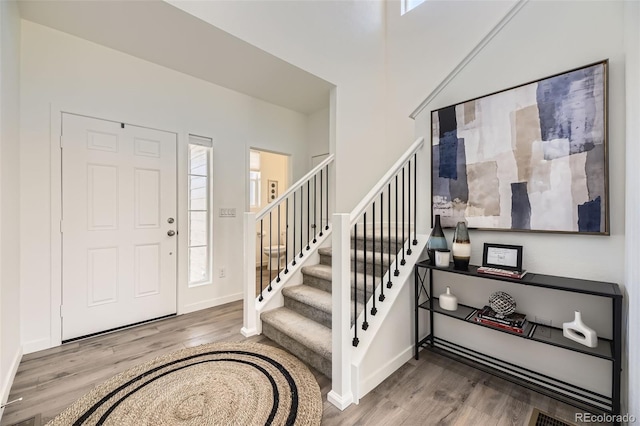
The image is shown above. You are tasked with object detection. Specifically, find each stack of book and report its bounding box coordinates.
[474,305,528,334]
[477,266,527,279]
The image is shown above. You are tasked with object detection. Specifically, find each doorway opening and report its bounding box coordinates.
[249,149,291,288]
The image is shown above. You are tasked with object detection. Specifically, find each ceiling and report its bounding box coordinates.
[18,0,333,115]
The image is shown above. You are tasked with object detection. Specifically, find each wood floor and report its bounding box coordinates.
[1,301,606,426]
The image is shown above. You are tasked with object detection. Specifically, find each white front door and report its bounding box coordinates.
[61,113,177,340]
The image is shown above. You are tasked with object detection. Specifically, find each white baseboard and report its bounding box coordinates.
[1,345,23,417]
[327,390,354,411]
[241,327,259,337]
[22,337,51,355]
[182,292,243,315]
[357,345,414,400]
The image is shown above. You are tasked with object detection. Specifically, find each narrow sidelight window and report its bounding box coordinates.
[188,135,213,286]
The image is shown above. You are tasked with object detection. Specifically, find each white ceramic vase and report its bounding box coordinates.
[439,287,458,311]
[562,311,597,348]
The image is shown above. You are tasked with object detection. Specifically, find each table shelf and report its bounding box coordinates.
[414,261,622,420]
[416,260,621,298]
[420,298,614,360]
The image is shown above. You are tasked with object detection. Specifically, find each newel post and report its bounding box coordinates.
[241,212,258,337]
[327,213,354,410]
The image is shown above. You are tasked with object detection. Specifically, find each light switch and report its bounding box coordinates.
[219,208,236,217]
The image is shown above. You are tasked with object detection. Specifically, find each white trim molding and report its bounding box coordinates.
[182,293,243,315]
[356,346,414,401]
[0,345,22,413]
[21,338,50,355]
[409,0,529,119]
[49,103,63,349]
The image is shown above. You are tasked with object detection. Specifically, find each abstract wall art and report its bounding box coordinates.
[431,61,608,234]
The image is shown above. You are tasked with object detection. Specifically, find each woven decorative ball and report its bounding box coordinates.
[489,291,516,317]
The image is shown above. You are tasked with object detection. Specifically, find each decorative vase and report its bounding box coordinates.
[438,286,458,311]
[563,311,598,348]
[451,221,470,270]
[426,215,447,264]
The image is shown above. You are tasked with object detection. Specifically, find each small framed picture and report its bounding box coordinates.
[268,180,278,203]
[482,243,523,271]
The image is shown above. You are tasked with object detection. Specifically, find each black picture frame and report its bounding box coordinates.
[482,243,523,271]
[430,60,609,235]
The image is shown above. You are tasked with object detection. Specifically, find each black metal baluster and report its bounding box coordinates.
[325,164,329,230]
[313,175,317,244]
[268,211,273,292]
[285,199,289,273]
[259,219,264,301]
[300,185,304,258]
[363,212,369,331]
[401,167,406,266]
[407,160,413,256]
[319,169,324,237]
[292,192,297,266]
[387,183,393,289]
[276,205,281,283]
[394,175,400,276]
[371,202,377,315]
[379,192,385,301]
[353,223,359,347]
[413,153,418,246]
[307,180,311,251]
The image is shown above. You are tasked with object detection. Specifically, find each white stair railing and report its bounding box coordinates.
[242,155,335,337]
[329,137,425,408]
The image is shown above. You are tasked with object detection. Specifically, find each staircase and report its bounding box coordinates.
[243,137,425,408]
[261,231,403,378]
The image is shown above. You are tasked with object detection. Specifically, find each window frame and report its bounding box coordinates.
[187,135,213,287]
[401,0,426,15]
[249,170,261,209]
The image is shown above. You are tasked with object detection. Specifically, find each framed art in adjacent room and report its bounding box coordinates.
[431,60,608,234]
[268,180,279,203]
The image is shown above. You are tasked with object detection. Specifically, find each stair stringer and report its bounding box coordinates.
[350,234,428,403]
[255,229,332,334]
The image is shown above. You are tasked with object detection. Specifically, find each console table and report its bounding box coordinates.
[414,260,622,418]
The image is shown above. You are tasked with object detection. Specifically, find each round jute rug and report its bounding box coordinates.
[46,342,322,426]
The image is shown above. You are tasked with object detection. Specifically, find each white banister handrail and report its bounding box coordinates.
[256,154,335,221]
[349,137,424,224]
[241,212,258,337]
[327,213,354,410]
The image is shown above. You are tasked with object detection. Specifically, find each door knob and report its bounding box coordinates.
[167,230,176,237]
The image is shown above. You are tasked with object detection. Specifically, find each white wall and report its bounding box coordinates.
[406,0,629,411]
[0,0,22,410]
[168,1,388,213]
[19,21,311,352]
[413,0,626,282]
[307,107,330,167]
[385,0,518,160]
